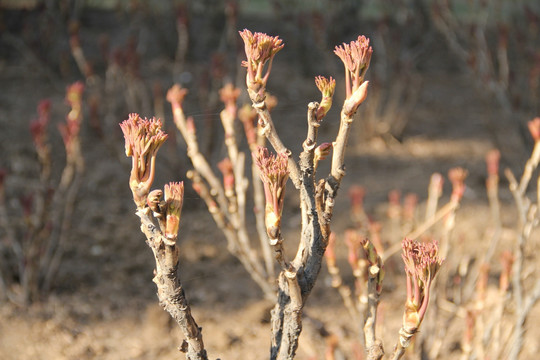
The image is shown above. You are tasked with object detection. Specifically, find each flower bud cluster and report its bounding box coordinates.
[334,36,372,116]
[120,113,168,207]
[401,238,444,332]
[163,182,184,242]
[253,147,289,241]
[314,76,335,121]
[239,29,284,101]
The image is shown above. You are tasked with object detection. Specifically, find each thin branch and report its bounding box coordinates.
[170,101,231,220]
[323,82,369,227]
[390,327,416,360]
[232,153,266,277]
[425,173,443,222]
[324,243,360,323]
[364,264,384,360]
[504,139,540,360]
[250,96,301,189]
[301,102,320,156]
[518,142,540,196]
[137,208,208,360]
[187,170,274,298]
[508,279,540,360]
[42,167,83,292]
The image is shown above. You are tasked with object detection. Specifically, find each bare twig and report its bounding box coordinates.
[168,90,231,217]
[324,233,361,323]
[503,128,540,360]
[425,173,443,222]
[362,239,384,360]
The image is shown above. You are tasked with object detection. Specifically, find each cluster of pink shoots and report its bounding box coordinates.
[252,147,289,241]
[120,114,184,243]
[401,238,444,333]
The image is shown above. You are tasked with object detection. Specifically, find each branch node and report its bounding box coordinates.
[302,139,316,151]
[398,326,417,348]
[253,100,265,110]
[369,265,380,276]
[163,237,177,247]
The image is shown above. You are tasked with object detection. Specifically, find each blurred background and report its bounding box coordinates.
[0,0,539,359]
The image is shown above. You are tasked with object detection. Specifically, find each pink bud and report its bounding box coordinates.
[315,76,335,120]
[218,158,235,193]
[429,173,444,196]
[239,104,258,146]
[528,117,540,142]
[163,182,184,241]
[345,229,360,272]
[325,232,337,268]
[343,81,369,116]
[499,250,514,292]
[314,142,333,163]
[448,167,468,202]
[219,83,241,114]
[65,81,85,107]
[147,189,163,213]
[166,84,189,106]
[485,149,501,176]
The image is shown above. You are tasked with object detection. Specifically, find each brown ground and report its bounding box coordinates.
[0,5,539,360]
